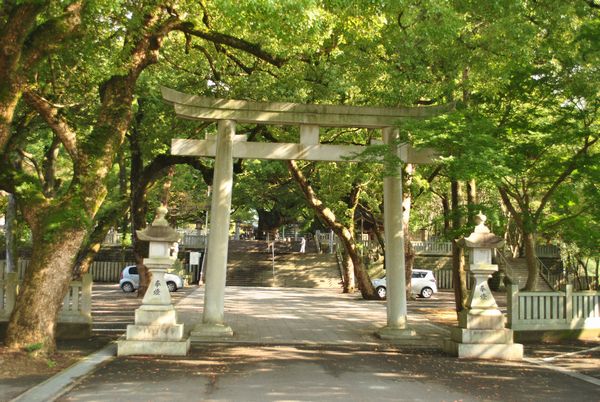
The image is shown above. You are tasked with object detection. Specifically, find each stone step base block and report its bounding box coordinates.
[190,323,233,342]
[459,310,505,330]
[451,327,514,344]
[126,323,185,341]
[117,338,190,356]
[134,309,177,325]
[443,340,523,360]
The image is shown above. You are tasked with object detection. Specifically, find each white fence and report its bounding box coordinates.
[91,260,135,282]
[507,284,600,331]
[432,269,473,290]
[536,244,561,258]
[58,274,93,324]
[103,228,207,249]
[1,259,130,283]
[180,232,207,249]
[412,241,453,255]
[0,271,92,325]
[434,269,453,289]
[102,230,123,245]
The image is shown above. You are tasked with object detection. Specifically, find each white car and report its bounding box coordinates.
[372,269,438,299]
[119,265,184,293]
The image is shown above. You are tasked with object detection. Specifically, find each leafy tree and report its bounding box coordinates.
[0,1,294,353]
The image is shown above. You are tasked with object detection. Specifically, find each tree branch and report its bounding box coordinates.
[498,186,524,228]
[535,136,599,220]
[175,23,286,67]
[414,165,442,200]
[0,2,46,153]
[42,136,62,197]
[17,148,44,185]
[21,1,84,69]
[139,154,213,192]
[192,44,221,80]
[22,90,78,160]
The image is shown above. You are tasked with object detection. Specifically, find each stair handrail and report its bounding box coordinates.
[495,248,517,286]
[536,256,563,291]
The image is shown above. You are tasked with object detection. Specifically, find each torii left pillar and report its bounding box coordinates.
[190,120,234,339]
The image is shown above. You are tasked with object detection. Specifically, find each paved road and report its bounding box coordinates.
[6,285,598,402]
[57,344,599,402]
[70,285,600,402]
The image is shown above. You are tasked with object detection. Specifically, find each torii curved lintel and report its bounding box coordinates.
[161,87,454,129]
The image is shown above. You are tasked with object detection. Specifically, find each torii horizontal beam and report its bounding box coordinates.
[171,138,435,163]
[162,87,453,129]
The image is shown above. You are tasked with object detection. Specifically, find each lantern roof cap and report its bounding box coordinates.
[458,212,505,248]
[136,205,180,242]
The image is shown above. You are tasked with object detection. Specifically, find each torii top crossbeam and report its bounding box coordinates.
[162,87,453,129]
[163,87,449,163]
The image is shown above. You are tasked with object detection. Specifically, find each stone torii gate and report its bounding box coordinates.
[162,87,449,341]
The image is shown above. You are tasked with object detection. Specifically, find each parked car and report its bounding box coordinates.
[372,269,438,299]
[119,265,184,293]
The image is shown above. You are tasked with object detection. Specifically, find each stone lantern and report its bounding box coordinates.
[443,212,523,360]
[117,206,191,356]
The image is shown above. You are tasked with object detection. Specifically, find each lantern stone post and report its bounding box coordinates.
[117,206,191,356]
[443,212,523,360]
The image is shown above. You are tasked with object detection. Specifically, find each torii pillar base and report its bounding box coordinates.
[190,322,233,342]
[376,326,417,340]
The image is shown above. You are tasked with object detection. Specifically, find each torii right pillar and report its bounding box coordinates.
[443,212,523,360]
[376,127,415,340]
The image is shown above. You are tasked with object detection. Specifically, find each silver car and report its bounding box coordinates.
[372,269,438,299]
[119,265,184,293]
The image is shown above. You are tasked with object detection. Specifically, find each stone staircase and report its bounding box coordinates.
[499,257,553,291]
[226,240,340,288]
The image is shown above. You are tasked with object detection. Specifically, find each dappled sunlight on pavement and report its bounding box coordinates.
[175,286,453,347]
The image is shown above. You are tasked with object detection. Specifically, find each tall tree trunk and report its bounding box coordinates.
[6,210,88,352]
[256,208,285,240]
[341,250,355,293]
[341,182,362,293]
[403,164,415,299]
[498,187,540,291]
[287,160,376,299]
[466,179,477,227]
[451,180,467,312]
[161,166,175,206]
[72,200,129,277]
[117,148,129,238]
[5,193,18,273]
[441,194,450,236]
[523,231,539,291]
[129,119,150,297]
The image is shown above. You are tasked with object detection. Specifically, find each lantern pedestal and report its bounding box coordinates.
[443,213,523,360]
[117,262,190,356]
[117,207,190,356]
